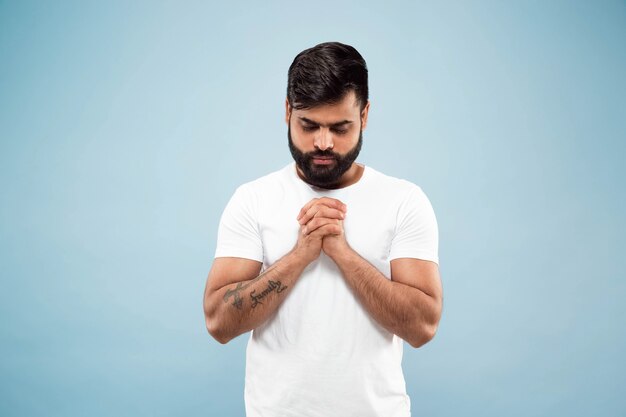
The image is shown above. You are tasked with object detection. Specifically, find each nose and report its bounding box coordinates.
[314,128,334,151]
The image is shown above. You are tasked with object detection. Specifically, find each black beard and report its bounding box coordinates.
[288,124,363,189]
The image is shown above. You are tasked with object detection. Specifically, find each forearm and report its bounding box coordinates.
[207,249,308,344]
[330,249,440,347]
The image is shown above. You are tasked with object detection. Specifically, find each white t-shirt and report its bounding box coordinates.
[215,162,439,417]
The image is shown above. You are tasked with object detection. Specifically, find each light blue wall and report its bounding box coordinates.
[1,1,624,416]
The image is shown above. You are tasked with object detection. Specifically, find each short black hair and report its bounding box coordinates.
[287,41,369,112]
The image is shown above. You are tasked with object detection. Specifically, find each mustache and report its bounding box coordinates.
[306,150,338,159]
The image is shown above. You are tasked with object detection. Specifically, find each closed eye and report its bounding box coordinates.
[302,125,348,134]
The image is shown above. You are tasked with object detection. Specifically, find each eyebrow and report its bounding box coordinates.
[298,117,353,128]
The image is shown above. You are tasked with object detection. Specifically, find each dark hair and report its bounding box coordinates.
[287,41,369,112]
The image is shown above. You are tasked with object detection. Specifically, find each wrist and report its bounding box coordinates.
[326,242,355,264]
[287,246,315,269]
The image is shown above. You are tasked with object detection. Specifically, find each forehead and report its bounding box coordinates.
[292,90,360,123]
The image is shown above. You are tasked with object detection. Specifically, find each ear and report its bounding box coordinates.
[360,100,371,130]
[285,98,291,125]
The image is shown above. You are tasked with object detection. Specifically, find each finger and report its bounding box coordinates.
[307,222,343,238]
[314,207,345,220]
[316,197,347,213]
[303,217,341,235]
[299,205,320,225]
[297,197,346,221]
[297,198,319,221]
[299,205,345,226]
[303,217,339,235]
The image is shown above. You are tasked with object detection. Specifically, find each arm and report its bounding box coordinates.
[204,197,347,344]
[298,196,442,348]
[328,248,442,348]
[203,250,309,344]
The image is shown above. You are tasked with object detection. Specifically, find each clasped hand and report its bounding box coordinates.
[294,197,351,263]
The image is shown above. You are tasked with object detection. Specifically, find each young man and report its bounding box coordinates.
[203,41,443,417]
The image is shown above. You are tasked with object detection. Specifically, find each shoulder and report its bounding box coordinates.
[364,165,427,200]
[362,166,436,221]
[232,163,293,197]
[224,164,294,216]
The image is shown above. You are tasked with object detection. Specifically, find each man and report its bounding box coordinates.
[203,41,442,417]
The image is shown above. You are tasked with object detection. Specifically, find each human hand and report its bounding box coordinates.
[296,197,350,261]
[297,197,347,229]
[292,198,346,265]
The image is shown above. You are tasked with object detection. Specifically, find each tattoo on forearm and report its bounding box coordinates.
[223,267,287,310]
[250,280,287,308]
[223,282,246,310]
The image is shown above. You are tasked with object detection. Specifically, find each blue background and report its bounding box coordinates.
[1,1,624,416]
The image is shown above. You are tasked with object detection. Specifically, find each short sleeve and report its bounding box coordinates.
[214,184,264,262]
[388,185,439,264]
